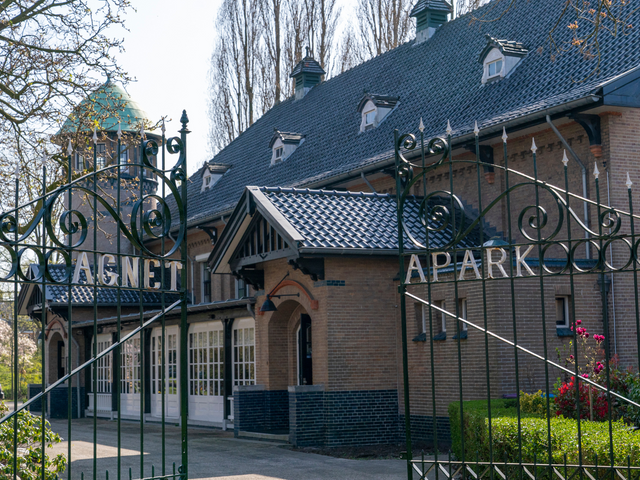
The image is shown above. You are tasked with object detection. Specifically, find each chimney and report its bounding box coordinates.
[290,48,326,101]
[410,0,453,44]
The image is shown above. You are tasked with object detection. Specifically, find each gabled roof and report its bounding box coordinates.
[479,34,529,63]
[210,186,489,274]
[269,130,306,148]
[357,94,400,112]
[169,0,640,230]
[410,0,453,16]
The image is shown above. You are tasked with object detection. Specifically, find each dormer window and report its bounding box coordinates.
[479,35,528,85]
[357,94,399,133]
[269,130,305,166]
[201,162,230,192]
[275,147,284,162]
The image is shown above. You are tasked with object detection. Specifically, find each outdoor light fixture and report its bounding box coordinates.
[260,271,300,312]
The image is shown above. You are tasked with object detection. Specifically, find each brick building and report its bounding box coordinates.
[26,0,640,446]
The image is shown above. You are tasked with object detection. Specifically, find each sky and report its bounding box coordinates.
[113,0,223,175]
[114,0,355,175]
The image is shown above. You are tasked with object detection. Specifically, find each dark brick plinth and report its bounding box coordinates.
[234,385,289,435]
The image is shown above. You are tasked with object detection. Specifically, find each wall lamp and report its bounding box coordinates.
[260,271,300,312]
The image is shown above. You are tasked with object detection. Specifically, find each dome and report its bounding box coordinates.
[59,79,154,135]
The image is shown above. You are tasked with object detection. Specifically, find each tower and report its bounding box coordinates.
[57,79,160,257]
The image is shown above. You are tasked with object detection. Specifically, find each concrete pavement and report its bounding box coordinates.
[47,418,408,480]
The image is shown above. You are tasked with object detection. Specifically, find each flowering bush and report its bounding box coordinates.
[555,320,640,424]
[555,376,608,420]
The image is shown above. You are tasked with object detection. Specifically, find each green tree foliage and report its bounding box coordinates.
[0,402,66,479]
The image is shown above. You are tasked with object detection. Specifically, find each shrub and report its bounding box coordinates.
[555,377,608,421]
[449,399,640,477]
[0,401,66,479]
[520,390,549,418]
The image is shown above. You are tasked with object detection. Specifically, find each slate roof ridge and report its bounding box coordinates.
[258,186,395,199]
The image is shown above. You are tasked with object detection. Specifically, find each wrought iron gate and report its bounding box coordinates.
[395,124,640,479]
[0,112,189,479]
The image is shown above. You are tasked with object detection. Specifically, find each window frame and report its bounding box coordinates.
[233,319,255,387]
[487,58,503,78]
[75,153,84,171]
[556,296,571,329]
[274,146,284,161]
[200,262,211,304]
[96,143,107,169]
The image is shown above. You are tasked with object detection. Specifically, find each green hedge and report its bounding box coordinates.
[448,399,640,469]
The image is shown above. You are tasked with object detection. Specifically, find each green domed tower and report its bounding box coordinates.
[59,79,161,256]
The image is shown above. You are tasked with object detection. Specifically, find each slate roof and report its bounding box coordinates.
[479,35,529,62]
[40,265,180,306]
[410,0,453,16]
[170,0,640,229]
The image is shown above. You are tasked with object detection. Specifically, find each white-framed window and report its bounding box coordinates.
[459,298,468,332]
[200,262,211,304]
[438,300,447,334]
[121,334,141,394]
[487,59,503,78]
[364,110,376,129]
[96,143,106,169]
[91,334,112,394]
[189,328,224,397]
[119,147,129,165]
[422,301,447,339]
[275,147,283,161]
[233,319,255,386]
[75,153,84,171]
[556,296,571,329]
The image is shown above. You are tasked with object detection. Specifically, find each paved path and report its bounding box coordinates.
[48,418,408,480]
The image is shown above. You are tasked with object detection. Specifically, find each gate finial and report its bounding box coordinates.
[502,127,507,143]
[473,121,479,136]
[626,172,633,189]
[446,119,452,136]
[593,162,600,180]
[562,150,569,167]
[92,127,98,145]
[117,121,122,139]
[531,137,537,153]
[419,117,425,132]
[67,140,73,156]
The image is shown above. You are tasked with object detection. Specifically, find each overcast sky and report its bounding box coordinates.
[114,0,354,175]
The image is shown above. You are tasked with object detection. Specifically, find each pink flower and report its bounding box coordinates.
[576,320,582,325]
[582,373,589,378]
[569,355,574,360]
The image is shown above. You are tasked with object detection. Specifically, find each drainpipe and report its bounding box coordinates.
[545,115,590,259]
[605,167,618,355]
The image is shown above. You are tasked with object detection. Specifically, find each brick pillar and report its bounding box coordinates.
[288,384,325,446]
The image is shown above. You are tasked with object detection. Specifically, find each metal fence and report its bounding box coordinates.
[395,124,640,480]
[0,112,189,479]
